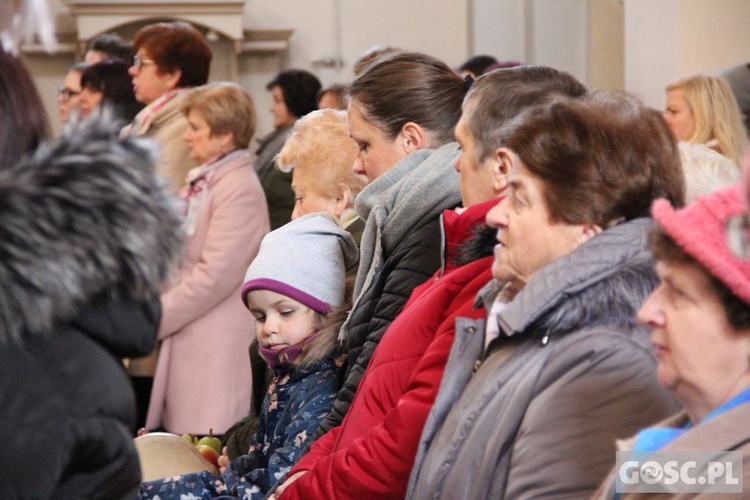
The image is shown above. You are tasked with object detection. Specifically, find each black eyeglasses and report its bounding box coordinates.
[57,86,80,101]
[133,54,157,70]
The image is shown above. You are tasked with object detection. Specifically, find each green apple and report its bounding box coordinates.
[181,433,198,445]
[196,428,222,454]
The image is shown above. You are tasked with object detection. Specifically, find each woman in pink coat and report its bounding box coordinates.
[147,82,270,435]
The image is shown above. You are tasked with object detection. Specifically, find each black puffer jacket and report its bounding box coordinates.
[0,117,183,499]
[312,143,462,439]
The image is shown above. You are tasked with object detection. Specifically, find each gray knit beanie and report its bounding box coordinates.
[241,212,358,313]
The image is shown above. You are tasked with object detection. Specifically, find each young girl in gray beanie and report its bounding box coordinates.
[139,212,358,499]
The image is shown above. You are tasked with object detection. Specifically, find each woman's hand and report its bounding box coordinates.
[268,471,307,499]
[217,446,231,474]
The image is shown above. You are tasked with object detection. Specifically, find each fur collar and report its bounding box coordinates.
[0,115,184,345]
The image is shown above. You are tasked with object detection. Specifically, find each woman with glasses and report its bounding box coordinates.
[124,21,212,430]
[124,21,212,194]
[57,62,89,124]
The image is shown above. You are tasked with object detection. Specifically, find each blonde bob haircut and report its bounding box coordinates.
[666,74,747,167]
[277,109,366,208]
[181,82,257,149]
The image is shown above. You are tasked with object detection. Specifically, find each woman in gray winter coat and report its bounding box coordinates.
[407,91,686,499]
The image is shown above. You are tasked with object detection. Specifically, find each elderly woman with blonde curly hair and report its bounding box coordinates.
[277,108,367,243]
[665,74,747,167]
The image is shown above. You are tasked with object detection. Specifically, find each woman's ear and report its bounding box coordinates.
[333,183,352,219]
[165,69,183,90]
[220,132,235,151]
[400,122,428,154]
[578,223,603,245]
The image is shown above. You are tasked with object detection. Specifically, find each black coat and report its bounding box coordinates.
[0,116,183,499]
[0,297,160,499]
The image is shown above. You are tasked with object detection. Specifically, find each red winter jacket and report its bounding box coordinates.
[279,198,500,499]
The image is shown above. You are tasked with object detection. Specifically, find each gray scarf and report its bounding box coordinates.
[352,141,462,306]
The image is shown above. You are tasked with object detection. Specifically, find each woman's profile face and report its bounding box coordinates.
[78,85,103,117]
[291,168,338,220]
[665,88,696,142]
[347,99,408,182]
[128,49,178,105]
[58,70,83,123]
[637,259,750,415]
[182,109,230,164]
[485,161,587,291]
[270,86,297,129]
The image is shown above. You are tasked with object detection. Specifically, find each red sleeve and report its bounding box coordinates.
[279,306,482,499]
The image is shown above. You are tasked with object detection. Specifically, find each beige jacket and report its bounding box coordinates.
[593,403,750,499]
[124,89,197,194]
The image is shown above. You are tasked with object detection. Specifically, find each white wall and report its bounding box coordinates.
[30,0,470,139]
[624,0,750,109]
[471,0,624,91]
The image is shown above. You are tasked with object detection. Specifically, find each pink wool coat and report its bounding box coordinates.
[147,151,270,435]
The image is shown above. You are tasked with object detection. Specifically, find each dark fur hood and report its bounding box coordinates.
[0,115,184,345]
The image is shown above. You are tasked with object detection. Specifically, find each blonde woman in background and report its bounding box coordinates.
[679,141,740,203]
[665,74,747,167]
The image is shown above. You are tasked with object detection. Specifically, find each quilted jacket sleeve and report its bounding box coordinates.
[311,218,443,440]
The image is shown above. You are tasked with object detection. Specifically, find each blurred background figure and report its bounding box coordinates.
[57,62,89,125]
[318,84,347,110]
[254,69,321,230]
[719,62,750,136]
[0,50,49,167]
[665,73,747,167]
[79,59,143,123]
[0,48,183,498]
[457,54,497,79]
[146,82,269,436]
[123,21,212,193]
[85,32,133,64]
[125,22,212,418]
[678,141,740,204]
[483,60,524,73]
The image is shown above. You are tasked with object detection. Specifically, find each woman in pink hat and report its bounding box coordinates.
[594,185,750,498]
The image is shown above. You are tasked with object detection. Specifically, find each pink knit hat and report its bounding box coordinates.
[651,184,750,305]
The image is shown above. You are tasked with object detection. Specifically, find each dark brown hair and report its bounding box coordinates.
[88,32,133,62]
[348,51,465,146]
[266,69,321,119]
[649,226,750,330]
[502,90,685,228]
[133,21,211,88]
[0,50,49,168]
[81,60,142,122]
